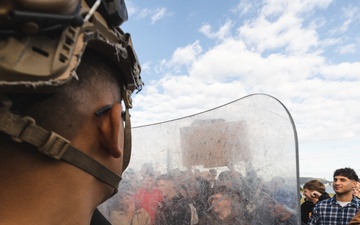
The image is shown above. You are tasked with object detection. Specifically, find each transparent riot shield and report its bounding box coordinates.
[99,93,300,225]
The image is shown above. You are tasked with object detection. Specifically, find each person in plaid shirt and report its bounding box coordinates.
[307,167,360,225]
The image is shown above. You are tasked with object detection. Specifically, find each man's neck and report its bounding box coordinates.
[336,192,353,202]
[0,147,105,225]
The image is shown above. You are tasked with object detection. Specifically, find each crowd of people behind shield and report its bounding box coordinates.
[100,162,299,225]
[99,165,360,225]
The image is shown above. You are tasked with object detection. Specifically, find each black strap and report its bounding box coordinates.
[0,108,121,188]
[122,107,132,171]
[90,208,112,225]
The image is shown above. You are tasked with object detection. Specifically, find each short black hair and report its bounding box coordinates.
[156,173,173,182]
[5,49,123,140]
[334,167,359,181]
[212,185,240,199]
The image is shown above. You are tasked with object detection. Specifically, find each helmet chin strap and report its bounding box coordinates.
[0,95,134,191]
[122,89,133,171]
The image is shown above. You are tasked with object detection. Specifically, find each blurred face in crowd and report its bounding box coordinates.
[180,181,197,199]
[270,202,292,222]
[353,182,360,198]
[210,193,232,219]
[143,176,156,190]
[303,188,316,201]
[157,179,175,199]
[121,193,135,209]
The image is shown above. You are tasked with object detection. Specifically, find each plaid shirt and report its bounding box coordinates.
[307,195,360,225]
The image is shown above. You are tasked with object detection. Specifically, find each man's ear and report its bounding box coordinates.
[98,103,123,158]
[353,180,358,188]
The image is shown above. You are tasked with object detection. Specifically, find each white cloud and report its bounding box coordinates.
[287,80,360,141]
[233,0,253,15]
[132,76,247,126]
[328,6,360,36]
[319,38,341,49]
[125,1,137,16]
[137,8,152,19]
[140,61,151,74]
[337,43,356,55]
[261,0,331,16]
[131,7,170,24]
[239,13,319,54]
[153,41,202,75]
[188,38,324,85]
[151,7,167,24]
[338,6,360,33]
[236,0,335,55]
[168,41,202,70]
[320,62,360,80]
[199,21,234,40]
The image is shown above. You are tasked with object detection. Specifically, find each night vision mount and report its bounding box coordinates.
[0,0,128,35]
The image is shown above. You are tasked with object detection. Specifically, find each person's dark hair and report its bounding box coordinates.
[5,49,123,140]
[334,167,359,181]
[216,170,244,194]
[208,185,242,215]
[141,162,155,177]
[195,176,211,199]
[156,173,173,182]
[212,185,240,201]
[303,180,326,194]
[209,169,217,176]
[217,171,231,182]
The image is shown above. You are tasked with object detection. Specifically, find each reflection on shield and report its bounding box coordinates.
[99,94,301,225]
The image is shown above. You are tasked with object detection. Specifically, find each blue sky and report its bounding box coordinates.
[121,0,360,181]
